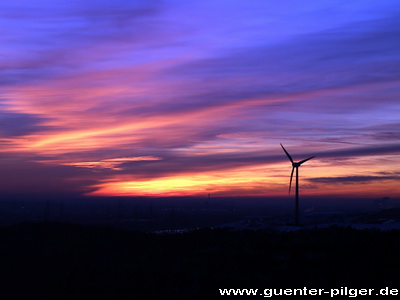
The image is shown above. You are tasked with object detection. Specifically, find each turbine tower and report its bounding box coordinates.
[280,143,315,226]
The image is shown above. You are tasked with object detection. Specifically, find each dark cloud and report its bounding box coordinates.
[308,175,399,184]
[0,155,96,195]
[0,111,50,137]
[96,150,275,179]
[314,144,400,159]
[359,123,400,141]
[376,171,400,176]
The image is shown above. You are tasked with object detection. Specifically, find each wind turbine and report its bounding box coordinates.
[280,143,315,226]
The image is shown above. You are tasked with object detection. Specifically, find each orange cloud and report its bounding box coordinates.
[85,164,283,197]
[34,156,162,170]
[63,156,162,170]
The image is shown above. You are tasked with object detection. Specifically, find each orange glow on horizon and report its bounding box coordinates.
[86,165,279,197]
[84,157,400,198]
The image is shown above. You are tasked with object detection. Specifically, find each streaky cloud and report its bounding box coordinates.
[309,175,399,184]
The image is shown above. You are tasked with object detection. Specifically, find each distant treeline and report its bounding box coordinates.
[0,223,399,299]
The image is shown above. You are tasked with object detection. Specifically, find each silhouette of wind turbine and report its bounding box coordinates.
[280,143,315,226]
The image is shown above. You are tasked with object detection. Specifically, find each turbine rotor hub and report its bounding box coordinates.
[292,162,301,167]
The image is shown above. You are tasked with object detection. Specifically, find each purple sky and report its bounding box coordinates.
[1,0,399,199]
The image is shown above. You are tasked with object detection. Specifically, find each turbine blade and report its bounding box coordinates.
[280,143,294,163]
[298,156,315,165]
[289,166,294,194]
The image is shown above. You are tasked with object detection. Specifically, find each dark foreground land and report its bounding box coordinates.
[0,222,399,299]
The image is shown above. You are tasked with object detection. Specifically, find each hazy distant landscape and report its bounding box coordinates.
[1,195,397,232]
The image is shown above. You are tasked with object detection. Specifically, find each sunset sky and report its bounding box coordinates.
[1,0,399,200]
